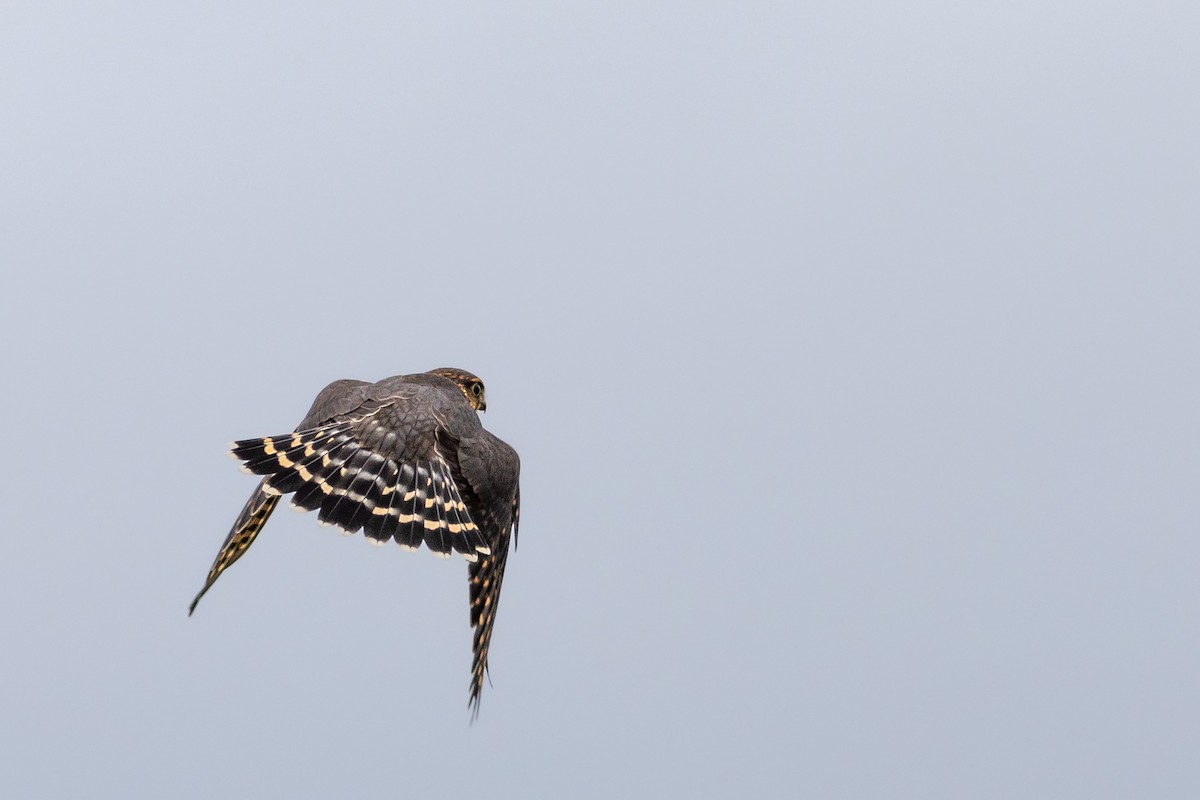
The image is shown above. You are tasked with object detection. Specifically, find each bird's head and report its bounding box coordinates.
[429,367,487,412]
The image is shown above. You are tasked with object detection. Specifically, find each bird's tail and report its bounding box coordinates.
[189,479,280,615]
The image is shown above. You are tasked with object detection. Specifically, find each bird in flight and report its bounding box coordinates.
[189,368,521,716]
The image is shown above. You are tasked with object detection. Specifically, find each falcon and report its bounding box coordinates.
[189,368,521,716]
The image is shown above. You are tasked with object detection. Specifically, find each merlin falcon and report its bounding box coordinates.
[189,368,521,716]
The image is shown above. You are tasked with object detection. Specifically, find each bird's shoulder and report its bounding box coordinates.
[455,428,520,503]
[298,373,475,430]
[297,379,372,429]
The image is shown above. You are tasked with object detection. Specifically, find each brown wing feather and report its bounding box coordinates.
[467,486,520,717]
[189,379,374,614]
[454,431,521,717]
[188,480,279,614]
[192,371,522,719]
[228,408,492,559]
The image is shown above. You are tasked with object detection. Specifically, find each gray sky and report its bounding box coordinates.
[2,2,1198,798]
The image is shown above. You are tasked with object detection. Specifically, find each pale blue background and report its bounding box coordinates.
[2,3,1197,798]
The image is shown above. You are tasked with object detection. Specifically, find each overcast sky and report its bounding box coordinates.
[2,3,1198,798]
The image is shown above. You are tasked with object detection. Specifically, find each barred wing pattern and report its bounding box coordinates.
[468,486,520,717]
[230,416,492,560]
[190,371,522,716]
[188,480,279,615]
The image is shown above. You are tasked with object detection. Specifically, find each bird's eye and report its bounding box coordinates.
[471,383,484,397]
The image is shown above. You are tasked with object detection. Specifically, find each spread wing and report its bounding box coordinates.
[228,399,493,560]
[189,378,490,615]
[191,374,524,718]
[189,379,374,613]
